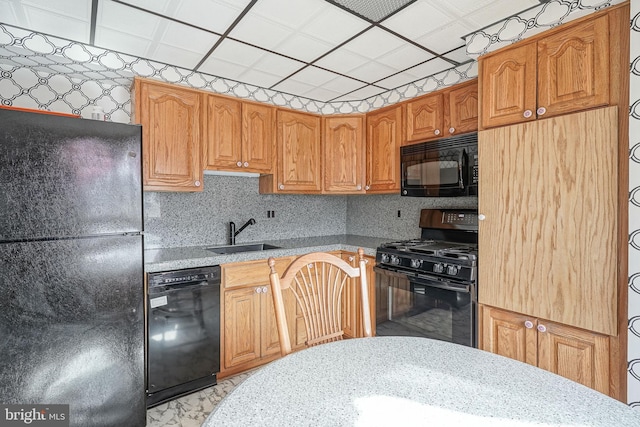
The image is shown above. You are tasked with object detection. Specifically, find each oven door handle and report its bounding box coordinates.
[373,265,415,279]
[412,273,472,294]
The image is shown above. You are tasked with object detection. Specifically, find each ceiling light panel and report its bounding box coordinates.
[328,0,415,22]
[118,0,253,33]
[0,0,91,44]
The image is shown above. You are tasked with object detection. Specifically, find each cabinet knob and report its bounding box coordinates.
[356,184,362,190]
[348,256,355,262]
[262,286,268,293]
[194,180,201,187]
[243,162,249,167]
[256,287,262,294]
[524,320,534,329]
[478,214,486,221]
[523,110,533,118]
[364,185,370,190]
[449,127,455,134]
[278,184,284,190]
[537,324,547,333]
[537,107,547,116]
[236,161,242,167]
[434,129,441,136]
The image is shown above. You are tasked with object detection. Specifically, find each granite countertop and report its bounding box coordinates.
[203,336,640,427]
[144,234,390,272]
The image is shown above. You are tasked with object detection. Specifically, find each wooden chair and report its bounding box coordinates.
[267,248,372,356]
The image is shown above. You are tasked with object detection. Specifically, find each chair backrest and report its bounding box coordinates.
[268,248,372,356]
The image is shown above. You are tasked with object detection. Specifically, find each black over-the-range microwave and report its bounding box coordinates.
[400,132,478,197]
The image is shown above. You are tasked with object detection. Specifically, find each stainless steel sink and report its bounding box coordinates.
[206,243,282,254]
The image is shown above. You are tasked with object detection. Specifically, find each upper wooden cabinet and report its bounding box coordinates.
[204,95,274,173]
[406,79,478,142]
[366,104,403,193]
[261,110,322,194]
[133,78,203,192]
[480,14,610,129]
[480,305,611,397]
[323,115,365,194]
[478,107,618,335]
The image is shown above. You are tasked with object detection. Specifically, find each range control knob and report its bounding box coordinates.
[433,263,444,274]
[410,259,423,268]
[390,255,401,265]
[380,253,390,263]
[446,265,459,275]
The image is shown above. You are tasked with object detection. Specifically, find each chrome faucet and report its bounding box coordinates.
[228,218,256,245]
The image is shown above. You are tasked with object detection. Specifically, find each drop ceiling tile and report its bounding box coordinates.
[121,0,252,33]
[274,32,333,63]
[331,85,386,102]
[99,1,161,39]
[347,60,396,84]
[0,2,19,24]
[249,52,304,80]
[289,66,343,86]
[428,0,501,15]
[303,86,343,102]
[301,4,370,45]
[10,1,91,44]
[314,49,369,76]
[229,12,292,51]
[375,44,434,72]
[375,72,420,90]
[204,39,264,68]
[237,68,286,88]
[464,0,539,29]
[443,47,472,64]
[381,1,455,40]
[322,74,365,94]
[414,21,475,55]
[248,0,326,29]
[161,21,219,52]
[94,28,153,61]
[197,56,251,81]
[403,57,452,80]
[272,78,316,97]
[341,27,405,60]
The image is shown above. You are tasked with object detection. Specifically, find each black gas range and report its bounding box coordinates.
[374,209,479,347]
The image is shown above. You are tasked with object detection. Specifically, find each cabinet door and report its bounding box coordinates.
[243,102,274,173]
[276,110,322,193]
[479,107,617,335]
[537,320,610,395]
[445,80,478,136]
[204,95,242,170]
[223,287,261,369]
[366,105,402,193]
[135,79,202,191]
[323,115,365,194]
[537,15,609,118]
[480,42,537,129]
[480,305,537,366]
[406,92,444,142]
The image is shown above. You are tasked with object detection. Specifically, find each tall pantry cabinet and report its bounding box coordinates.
[477,3,629,400]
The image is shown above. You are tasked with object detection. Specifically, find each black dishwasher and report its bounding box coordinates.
[146,265,220,407]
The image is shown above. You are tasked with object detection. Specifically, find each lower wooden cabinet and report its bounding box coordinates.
[480,305,611,396]
[220,257,297,377]
[220,252,376,377]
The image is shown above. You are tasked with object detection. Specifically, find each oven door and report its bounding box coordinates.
[374,266,476,347]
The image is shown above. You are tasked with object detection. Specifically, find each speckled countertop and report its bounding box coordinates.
[144,234,389,272]
[203,336,640,427]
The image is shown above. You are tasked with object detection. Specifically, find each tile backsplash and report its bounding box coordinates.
[143,174,478,249]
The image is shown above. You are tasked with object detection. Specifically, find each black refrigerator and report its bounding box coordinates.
[0,108,145,427]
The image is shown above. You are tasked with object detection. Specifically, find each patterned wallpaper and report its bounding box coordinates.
[1,0,639,406]
[629,0,640,408]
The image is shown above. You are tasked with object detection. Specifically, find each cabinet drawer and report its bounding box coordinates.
[222,257,292,289]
